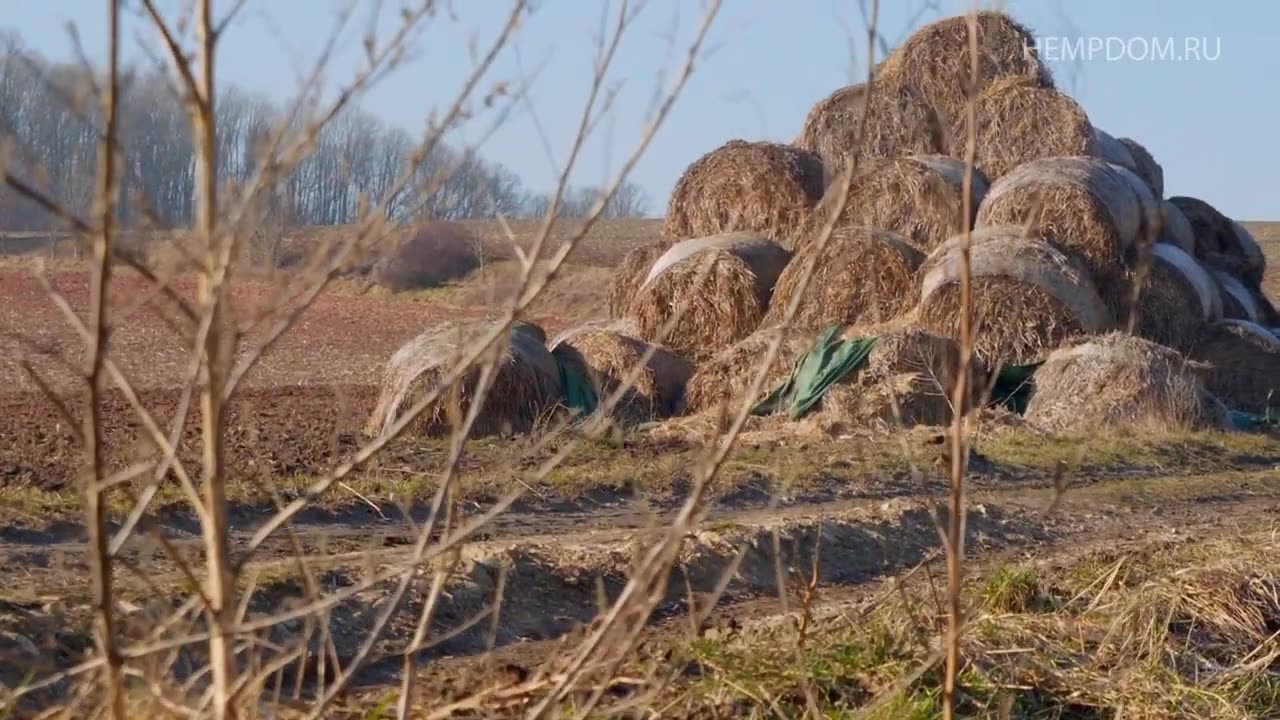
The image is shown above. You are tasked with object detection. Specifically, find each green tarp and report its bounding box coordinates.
[556,357,599,417]
[751,326,879,419]
[1228,410,1279,431]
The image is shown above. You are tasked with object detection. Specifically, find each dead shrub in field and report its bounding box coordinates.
[373,220,483,291]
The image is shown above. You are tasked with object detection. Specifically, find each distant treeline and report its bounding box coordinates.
[0,31,652,232]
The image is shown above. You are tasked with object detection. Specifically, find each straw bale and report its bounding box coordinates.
[630,239,791,365]
[1129,244,1222,353]
[366,320,560,438]
[1090,127,1137,172]
[762,226,923,332]
[794,81,947,177]
[960,76,1093,181]
[550,323,691,424]
[812,328,987,430]
[663,140,825,250]
[918,225,1114,367]
[684,326,812,414]
[976,156,1148,298]
[799,155,988,253]
[1188,320,1280,415]
[1168,196,1265,286]
[876,11,1054,131]
[1213,269,1261,323]
[1157,200,1196,254]
[1025,333,1230,433]
[607,240,675,319]
[1117,136,1164,197]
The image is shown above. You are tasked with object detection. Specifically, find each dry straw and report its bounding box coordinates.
[1157,200,1196,254]
[1025,333,1230,433]
[608,239,675,320]
[877,11,1053,133]
[1188,319,1280,415]
[683,326,811,414]
[1168,196,1265,286]
[761,226,924,332]
[976,156,1149,300]
[918,226,1114,367]
[366,320,561,438]
[811,327,987,431]
[959,76,1093,181]
[662,139,825,250]
[1131,243,1222,352]
[549,321,692,425]
[1118,136,1164,197]
[630,235,792,365]
[794,81,947,178]
[798,155,989,253]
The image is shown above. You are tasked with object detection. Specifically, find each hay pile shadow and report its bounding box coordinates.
[1188,319,1280,415]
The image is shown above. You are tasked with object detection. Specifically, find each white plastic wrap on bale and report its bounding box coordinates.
[910,154,991,205]
[640,231,791,291]
[1158,200,1196,254]
[1091,127,1138,172]
[1151,244,1223,322]
[1213,270,1261,323]
[1215,319,1280,349]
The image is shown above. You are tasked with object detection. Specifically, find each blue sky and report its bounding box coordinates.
[5,0,1276,219]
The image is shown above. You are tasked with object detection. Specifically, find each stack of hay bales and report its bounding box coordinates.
[549,320,692,425]
[795,83,946,178]
[366,320,562,439]
[627,232,792,364]
[963,77,1096,181]
[684,326,812,415]
[1131,244,1223,352]
[1025,333,1230,433]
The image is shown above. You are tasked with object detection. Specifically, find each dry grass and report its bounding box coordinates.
[365,320,562,438]
[794,82,947,178]
[877,10,1053,134]
[761,226,923,332]
[1188,319,1280,415]
[549,321,692,425]
[1119,136,1165,197]
[1025,332,1230,433]
[799,155,988,253]
[662,139,825,250]
[962,76,1095,181]
[977,156,1152,303]
[918,226,1113,367]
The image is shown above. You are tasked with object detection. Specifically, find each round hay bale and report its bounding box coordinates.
[1212,269,1262,323]
[1157,200,1196,254]
[630,237,791,365]
[1024,333,1230,433]
[1129,244,1222,353]
[794,81,947,177]
[877,11,1053,132]
[549,324,692,424]
[799,155,989,253]
[663,140,825,250]
[976,156,1147,298]
[366,320,561,438]
[918,226,1114,367]
[684,326,811,414]
[1090,127,1138,172]
[607,240,675,319]
[812,328,987,430]
[1117,136,1164,197]
[761,226,924,332]
[1188,320,1280,415]
[960,76,1093,181]
[1167,197,1264,286]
